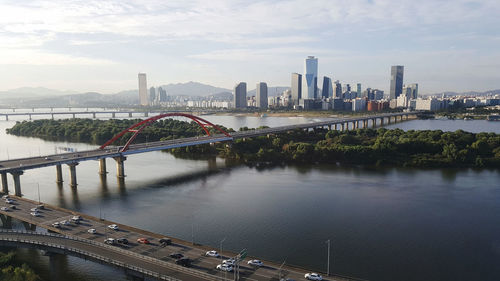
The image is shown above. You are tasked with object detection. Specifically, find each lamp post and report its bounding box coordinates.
[326,239,331,276]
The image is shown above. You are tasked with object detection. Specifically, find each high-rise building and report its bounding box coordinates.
[138,73,148,106]
[158,87,167,102]
[233,82,247,108]
[342,84,351,94]
[149,87,156,104]
[390,65,404,100]
[321,76,333,99]
[302,56,318,100]
[291,73,302,104]
[408,83,418,99]
[334,81,342,98]
[357,83,362,97]
[256,82,268,108]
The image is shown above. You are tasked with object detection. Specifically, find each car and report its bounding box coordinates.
[60,220,70,226]
[205,250,220,257]
[107,224,119,230]
[88,228,97,234]
[159,238,172,245]
[71,215,82,221]
[30,208,39,212]
[247,259,263,267]
[9,205,16,210]
[30,212,40,217]
[0,207,9,211]
[175,257,191,267]
[169,253,184,259]
[104,238,116,245]
[223,259,236,266]
[52,222,61,228]
[137,237,150,244]
[37,204,45,210]
[5,199,14,204]
[216,264,233,272]
[2,195,9,199]
[117,238,128,244]
[304,273,323,280]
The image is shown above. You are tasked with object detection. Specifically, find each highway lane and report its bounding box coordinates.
[0,196,356,281]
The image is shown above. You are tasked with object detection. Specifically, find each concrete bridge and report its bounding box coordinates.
[0,196,362,281]
[0,111,418,196]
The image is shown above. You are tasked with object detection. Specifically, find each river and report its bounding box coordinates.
[0,114,499,281]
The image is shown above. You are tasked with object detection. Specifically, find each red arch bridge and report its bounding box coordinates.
[0,111,418,195]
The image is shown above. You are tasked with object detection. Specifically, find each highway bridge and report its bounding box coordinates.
[0,111,417,196]
[0,196,363,281]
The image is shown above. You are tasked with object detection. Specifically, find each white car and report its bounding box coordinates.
[108,224,119,230]
[104,238,116,245]
[2,195,9,199]
[5,199,14,204]
[30,208,39,212]
[304,273,323,280]
[88,228,97,234]
[216,264,233,272]
[71,215,82,221]
[205,250,220,257]
[247,259,263,267]
[60,220,70,226]
[0,207,9,211]
[52,222,61,228]
[30,212,40,217]
[222,258,236,266]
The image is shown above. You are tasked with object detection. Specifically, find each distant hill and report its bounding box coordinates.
[431,89,500,97]
[158,81,230,97]
[0,87,78,99]
[248,86,290,97]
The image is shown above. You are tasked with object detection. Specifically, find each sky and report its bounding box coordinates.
[0,0,499,94]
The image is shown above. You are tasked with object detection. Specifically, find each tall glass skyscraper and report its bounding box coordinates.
[321,76,333,98]
[390,65,404,100]
[302,56,318,100]
[256,82,268,108]
[138,73,148,106]
[233,82,247,108]
[291,73,302,105]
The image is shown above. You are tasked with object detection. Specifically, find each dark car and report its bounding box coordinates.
[175,257,191,267]
[117,238,129,244]
[169,253,183,259]
[159,238,172,246]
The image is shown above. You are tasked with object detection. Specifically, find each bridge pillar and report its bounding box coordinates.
[99,158,107,175]
[0,214,12,229]
[372,118,376,128]
[11,171,23,197]
[56,164,63,183]
[92,112,96,118]
[128,112,132,117]
[112,112,115,118]
[114,156,127,178]
[50,107,53,112]
[67,163,79,187]
[72,113,75,118]
[22,221,36,231]
[29,114,32,120]
[144,112,149,117]
[5,115,8,121]
[341,123,345,131]
[1,173,8,194]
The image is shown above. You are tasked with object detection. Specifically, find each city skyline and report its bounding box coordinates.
[0,0,499,94]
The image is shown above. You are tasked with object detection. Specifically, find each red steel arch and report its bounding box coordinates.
[99,113,231,152]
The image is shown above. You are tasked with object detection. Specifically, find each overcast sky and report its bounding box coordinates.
[0,0,499,94]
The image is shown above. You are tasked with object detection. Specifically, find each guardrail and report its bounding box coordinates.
[0,230,228,281]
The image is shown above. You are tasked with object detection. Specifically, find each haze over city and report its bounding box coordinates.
[1,0,499,95]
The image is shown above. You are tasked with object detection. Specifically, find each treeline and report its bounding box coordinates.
[172,128,500,168]
[6,119,233,145]
[0,251,39,281]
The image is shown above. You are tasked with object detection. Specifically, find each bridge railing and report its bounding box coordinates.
[0,230,229,281]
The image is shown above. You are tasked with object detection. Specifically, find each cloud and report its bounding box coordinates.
[0,48,115,65]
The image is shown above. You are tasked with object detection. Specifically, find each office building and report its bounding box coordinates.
[158,87,167,102]
[407,83,418,99]
[149,87,156,104]
[334,81,342,98]
[302,56,318,99]
[138,73,148,106]
[390,65,404,99]
[233,82,247,108]
[256,82,268,108]
[291,73,302,105]
[321,76,333,98]
[357,83,362,97]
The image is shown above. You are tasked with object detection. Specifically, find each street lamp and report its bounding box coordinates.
[326,239,331,276]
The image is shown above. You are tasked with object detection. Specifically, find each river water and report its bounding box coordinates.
[1,113,500,281]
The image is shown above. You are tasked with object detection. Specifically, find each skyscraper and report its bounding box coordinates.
[291,73,302,105]
[390,66,404,100]
[408,83,418,99]
[138,73,148,106]
[302,56,318,100]
[256,82,268,108]
[321,76,333,98]
[233,82,247,108]
[334,81,342,98]
[158,87,167,102]
[357,83,362,97]
[149,87,156,105]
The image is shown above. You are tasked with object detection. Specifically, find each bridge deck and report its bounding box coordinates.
[0,196,361,281]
